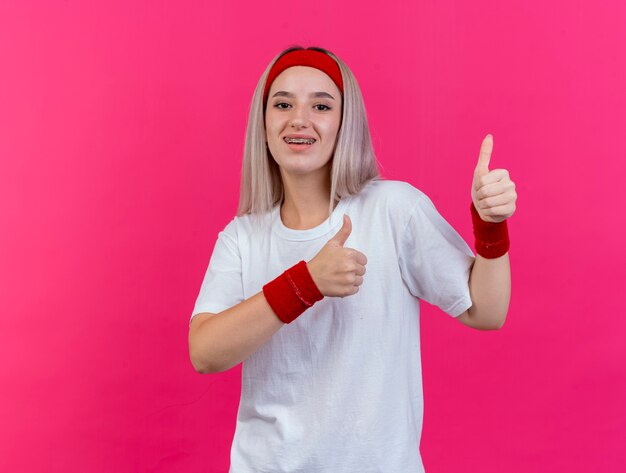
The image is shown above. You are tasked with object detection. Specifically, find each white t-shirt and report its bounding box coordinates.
[191,178,475,473]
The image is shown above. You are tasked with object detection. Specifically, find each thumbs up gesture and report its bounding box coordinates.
[306,214,368,298]
[471,134,517,223]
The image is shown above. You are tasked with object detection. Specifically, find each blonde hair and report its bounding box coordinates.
[237,46,383,230]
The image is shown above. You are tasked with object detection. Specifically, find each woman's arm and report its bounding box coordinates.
[189,291,285,374]
[456,134,516,330]
[456,252,510,330]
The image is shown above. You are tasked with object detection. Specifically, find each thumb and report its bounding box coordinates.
[475,134,493,177]
[330,214,352,246]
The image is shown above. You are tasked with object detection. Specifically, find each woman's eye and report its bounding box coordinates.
[315,104,331,111]
[275,102,291,109]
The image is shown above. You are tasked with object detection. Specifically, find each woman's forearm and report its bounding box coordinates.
[467,252,511,329]
[190,291,285,374]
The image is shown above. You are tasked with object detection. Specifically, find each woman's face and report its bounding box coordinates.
[265,66,343,178]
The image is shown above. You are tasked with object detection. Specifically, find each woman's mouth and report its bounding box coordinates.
[284,137,316,151]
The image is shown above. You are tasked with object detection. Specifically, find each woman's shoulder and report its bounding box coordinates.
[230,208,275,239]
[355,178,429,208]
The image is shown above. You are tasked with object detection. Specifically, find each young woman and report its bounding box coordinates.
[188,46,516,473]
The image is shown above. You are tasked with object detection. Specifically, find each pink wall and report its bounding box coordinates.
[1,1,624,471]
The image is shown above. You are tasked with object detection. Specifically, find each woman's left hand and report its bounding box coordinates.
[471,134,517,223]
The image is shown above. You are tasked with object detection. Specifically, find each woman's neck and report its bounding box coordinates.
[280,173,336,230]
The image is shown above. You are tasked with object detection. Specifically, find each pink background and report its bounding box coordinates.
[1,1,624,472]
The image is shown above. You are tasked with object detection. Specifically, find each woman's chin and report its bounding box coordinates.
[278,164,331,179]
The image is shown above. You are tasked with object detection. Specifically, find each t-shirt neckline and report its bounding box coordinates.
[272,196,352,241]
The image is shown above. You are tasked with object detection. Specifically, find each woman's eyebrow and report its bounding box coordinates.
[271,91,336,100]
[312,92,335,100]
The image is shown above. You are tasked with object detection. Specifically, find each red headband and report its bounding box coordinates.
[263,49,344,107]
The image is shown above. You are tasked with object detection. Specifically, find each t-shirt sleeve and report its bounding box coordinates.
[189,217,244,326]
[397,194,476,317]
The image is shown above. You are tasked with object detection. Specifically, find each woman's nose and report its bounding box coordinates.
[289,106,310,128]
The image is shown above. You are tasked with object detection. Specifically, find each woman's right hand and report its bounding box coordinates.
[306,214,367,298]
